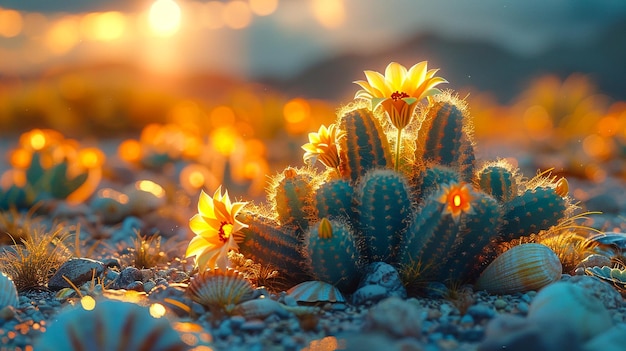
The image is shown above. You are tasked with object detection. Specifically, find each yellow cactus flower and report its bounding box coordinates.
[354,61,447,170]
[301,124,345,169]
[186,186,248,270]
[438,183,474,223]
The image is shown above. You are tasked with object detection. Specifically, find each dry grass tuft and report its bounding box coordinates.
[0,225,72,291]
[127,231,168,269]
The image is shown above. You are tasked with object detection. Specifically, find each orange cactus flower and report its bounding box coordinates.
[438,183,474,223]
[186,186,248,270]
[301,124,345,169]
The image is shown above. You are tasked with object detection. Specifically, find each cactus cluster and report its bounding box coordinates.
[237,62,578,293]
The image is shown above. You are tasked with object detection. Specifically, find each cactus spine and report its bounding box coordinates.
[338,108,391,181]
[476,161,519,202]
[271,168,316,238]
[306,218,361,292]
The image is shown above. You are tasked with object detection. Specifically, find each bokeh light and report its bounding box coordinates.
[249,0,279,16]
[223,1,252,29]
[0,8,23,38]
[148,0,182,37]
[311,0,345,28]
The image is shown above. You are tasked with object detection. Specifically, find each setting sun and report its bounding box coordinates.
[148,0,181,37]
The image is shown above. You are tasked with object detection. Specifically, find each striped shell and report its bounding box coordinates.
[0,272,18,309]
[233,298,290,319]
[585,266,626,289]
[187,268,255,312]
[475,243,562,294]
[287,281,346,303]
[34,300,187,351]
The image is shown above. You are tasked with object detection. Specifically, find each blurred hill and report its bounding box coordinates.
[261,19,626,103]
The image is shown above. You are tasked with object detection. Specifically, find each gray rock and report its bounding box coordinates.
[567,275,624,310]
[48,258,106,290]
[111,267,142,289]
[364,297,424,338]
[478,314,583,351]
[352,262,406,305]
[583,324,626,351]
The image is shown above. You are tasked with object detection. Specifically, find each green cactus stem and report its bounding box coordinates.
[438,191,502,281]
[500,187,567,241]
[271,168,316,238]
[338,108,391,181]
[414,99,475,180]
[306,218,361,292]
[238,212,311,283]
[475,161,519,202]
[315,179,355,220]
[355,169,412,264]
[417,165,460,201]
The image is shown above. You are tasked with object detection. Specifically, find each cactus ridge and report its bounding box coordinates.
[476,164,518,202]
[238,213,311,282]
[400,190,457,280]
[273,169,316,238]
[315,179,355,220]
[339,109,391,181]
[439,191,503,281]
[306,218,361,292]
[355,169,412,264]
[500,187,567,241]
[417,165,460,201]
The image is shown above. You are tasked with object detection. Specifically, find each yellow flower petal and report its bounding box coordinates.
[364,70,391,97]
[384,62,408,90]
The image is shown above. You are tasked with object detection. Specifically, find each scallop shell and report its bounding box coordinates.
[34,300,187,351]
[287,281,346,303]
[475,243,562,294]
[232,298,290,319]
[585,266,626,289]
[187,268,255,312]
[0,272,19,309]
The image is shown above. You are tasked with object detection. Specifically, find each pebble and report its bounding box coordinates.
[352,262,406,305]
[364,297,423,338]
[47,258,106,290]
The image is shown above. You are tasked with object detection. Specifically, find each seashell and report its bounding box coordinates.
[187,268,255,313]
[0,272,19,309]
[528,282,612,342]
[34,299,188,351]
[232,298,290,319]
[585,266,626,289]
[287,281,346,304]
[475,243,562,294]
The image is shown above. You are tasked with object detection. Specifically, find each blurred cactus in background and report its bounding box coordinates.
[0,129,104,210]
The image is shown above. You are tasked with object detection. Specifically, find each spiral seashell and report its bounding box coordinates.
[0,272,19,309]
[187,268,255,313]
[34,299,187,351]
[475,243,562,294]
[287,281,346,304]
[232,298,291,319]
[585,266,626,289]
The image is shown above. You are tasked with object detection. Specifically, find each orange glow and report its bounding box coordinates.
[45,16,80,55]
[0,170,26,189]
[118,139,142,163]
[180,164,217,194]
[438,183,474,223]
[9,149,31,169]
[23,12,47,37]
[136,180,166,198]
[223,1,252,29]
[78,148,105,169]
[597,116,619,138]
[283,98,311,124]
[249,0,279,16]
[582,134,611,159]
[210,106,236,128]
[29,130,47,151]
[81,11,126,41]
[0,9,23,38]
[149,0,182,37]
[523,105,553,140]
[211,126,239,156]
[311,0,345,29]
[302,336,344,351]
[99,188,129,204]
